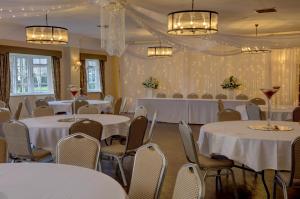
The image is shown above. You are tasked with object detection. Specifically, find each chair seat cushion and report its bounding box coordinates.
[32,149,51,161]
[101,144,125,156]
[198,154,234,169]
[277,171,300,186]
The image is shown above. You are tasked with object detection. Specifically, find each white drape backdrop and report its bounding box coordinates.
[120,46,300,111]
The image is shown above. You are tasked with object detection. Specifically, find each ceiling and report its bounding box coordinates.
[0,0,300,43]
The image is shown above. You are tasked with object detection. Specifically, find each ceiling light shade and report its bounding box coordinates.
[147,46,173,57]
[25,14,68,44]
[241,24,271,54]
[167,0,218,36]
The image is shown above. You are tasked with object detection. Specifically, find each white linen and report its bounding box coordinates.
[48,100,110,114]
[0,163,128,199]
[20,114,130,153]
[198,120,300,171]
[136,98,247,124]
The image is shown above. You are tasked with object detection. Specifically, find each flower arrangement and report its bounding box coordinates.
[221,76,241,89]
[142,77,159,89]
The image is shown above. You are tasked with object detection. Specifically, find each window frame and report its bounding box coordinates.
[85,59,102,93]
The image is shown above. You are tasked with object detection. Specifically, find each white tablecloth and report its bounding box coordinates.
[136,98,247,124]
[20,114,130,153]
[48,100,110,114]
[0,163,128,199]
[198,120,300,171]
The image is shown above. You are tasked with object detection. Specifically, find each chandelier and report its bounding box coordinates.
[147,42,173,57]
[25,14,68,44]
[167,0,218,36]
[241,24,271,53]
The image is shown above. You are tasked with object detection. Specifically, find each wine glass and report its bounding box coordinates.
[260,87,280,129]
[69,86,80,121]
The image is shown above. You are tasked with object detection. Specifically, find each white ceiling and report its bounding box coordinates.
[0,0,300,42]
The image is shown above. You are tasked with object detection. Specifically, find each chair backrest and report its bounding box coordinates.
[201,93,213,99]
[129,143,167,199]
[78,105,99,114]
[290,137,300,186]
[120,97,128,113]
[144,111,157,144]
[249,97,266,105]
[35,99,49,107]
[14,102,23,120]
[69,119,103,141]
[44,96,56,102]
[217,99,224,112]
[218,109,241,121]
[156,93,167,98]
[0,138,7,163]
[77,95,88,100]
[24,97,33,116]
[0,100,6,108]
[113,97,123,115]
[0,111,11,123]
[3,121,32,158]
[215,94,227,100]
[134,105,147,118]
[236,94,249,100]
[72,100,89,114]
[173,93,184,98]
[125,116,148,152]
[187,93,199,99]
[104,95,115,105]
[33,106,54,117]
[178,121,199,164]
[172,163,205,199]
[246,103,261,120]
[56,133,100,170]
[292,107,300,122]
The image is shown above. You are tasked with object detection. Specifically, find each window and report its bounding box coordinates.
[10,53,54,95]
[86,59,101,92]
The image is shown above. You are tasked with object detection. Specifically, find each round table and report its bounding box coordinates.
[198,120,300,172]
[48,100,111,114]
[0,163,128,199]
[20,114,130,153]
[260,105,294,121]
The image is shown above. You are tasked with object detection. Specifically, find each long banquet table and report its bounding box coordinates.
[136,98,248,124]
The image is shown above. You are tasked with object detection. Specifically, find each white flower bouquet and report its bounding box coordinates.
[221,76,241,89]
[142,77,159,89]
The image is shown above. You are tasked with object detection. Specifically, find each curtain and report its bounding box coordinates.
[80,60,87,95]
[100,60,105,96]
[52,56,61,100]
[0,53,10,105]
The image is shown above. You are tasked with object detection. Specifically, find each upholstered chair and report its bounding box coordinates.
[33,106,54,117]
[218,109,241,122]
[78,105,99,114]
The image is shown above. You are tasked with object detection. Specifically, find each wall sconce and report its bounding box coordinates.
[73,60,82,72]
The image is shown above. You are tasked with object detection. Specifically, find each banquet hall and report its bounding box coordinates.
[0,0,300,198]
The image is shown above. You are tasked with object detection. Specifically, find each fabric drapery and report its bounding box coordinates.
[0,53,10,105]
[52,56,61,100]
[80,60,87,95]
[100,60,105,96]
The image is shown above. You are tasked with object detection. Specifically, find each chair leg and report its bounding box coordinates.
[228,169,239,199]
[272,179,277,199]
[282,184,288,199]
[116,156,127,186]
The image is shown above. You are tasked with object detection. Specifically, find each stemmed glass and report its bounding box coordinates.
[260,86,280,130]
[69,86,80,121]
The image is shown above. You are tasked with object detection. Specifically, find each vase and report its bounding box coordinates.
[146,88,154,98]
[228,89,235,99]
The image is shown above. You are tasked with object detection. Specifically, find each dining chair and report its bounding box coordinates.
[69,119,103,142]
[201,93,213,99]
[236,94,249,100]
[24,97,33,116]
[246,103,261,120]
[101,116,148,186]
[172,163,205,199]
[13,102,23,120]
[113,97,123,115]
[128,143,167,199]
[134,105,147,118]
[218,109,241,121]
[33,106,54,117]
[217,99,225,112]
[187,93,199,99]
[249,97,266,105]
[215,94,227,100]
[120,97,128,113]
[178,121,238,199]
[57,133,100,170]
[156,93,167,98]
[292,107,300,122]
[0,111,11,137]
[44,96,56,102]
[272,136,300,199]
[3,120,52,162]
[0,100,6,108]
[72,100,89,114]
[0,138,7,163]
[144,111,157,144]
[77,105,99,114]
[35,99,49,107]
[77,95,88,100]
[173,93,184,98]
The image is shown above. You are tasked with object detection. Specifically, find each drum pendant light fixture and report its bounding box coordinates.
[147,42,173,57]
